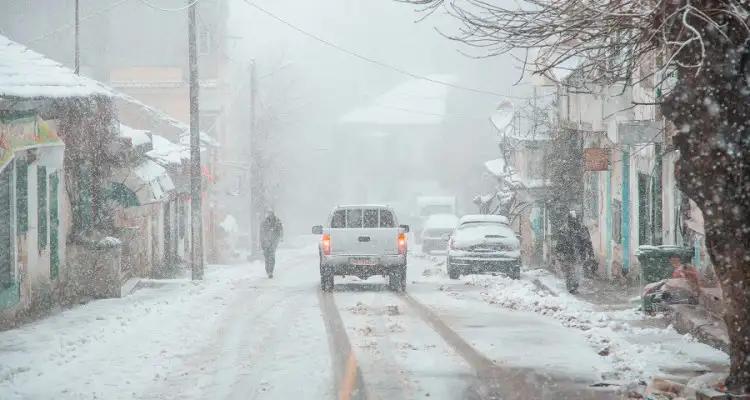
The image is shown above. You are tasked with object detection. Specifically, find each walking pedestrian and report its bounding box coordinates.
[555,211,580,293]
[571,216,597,278]
[259,209,283,278]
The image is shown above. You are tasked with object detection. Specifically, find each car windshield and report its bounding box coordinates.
[1,2,743,400]
[457,222,513,238]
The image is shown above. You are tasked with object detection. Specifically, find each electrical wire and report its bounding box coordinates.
[136,0,200,12]
[28,0,132,44]
[241,0,537,100]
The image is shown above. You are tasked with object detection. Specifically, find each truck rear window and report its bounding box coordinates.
[330,208,396,228]
[346,209,363,228]
[331,210,346,228]
[364,209,379,228]
[379,210,395,228]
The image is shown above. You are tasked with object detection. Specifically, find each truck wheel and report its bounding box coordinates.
[388,267,406,292]
[320,267,334,292]
[448,265,460,280]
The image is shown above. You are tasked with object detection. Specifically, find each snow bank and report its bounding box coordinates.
[463,270,728,385]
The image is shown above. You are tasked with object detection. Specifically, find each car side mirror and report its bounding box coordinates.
[312,225,323,235]
[399,224,410,233]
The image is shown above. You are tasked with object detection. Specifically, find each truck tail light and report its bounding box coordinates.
[322,234,331,256]
[398,232,407,255]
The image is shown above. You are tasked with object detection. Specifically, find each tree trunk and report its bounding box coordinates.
[661,16,750,393]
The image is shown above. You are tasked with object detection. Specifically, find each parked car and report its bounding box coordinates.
[414,196,456,243]
[312,205,410,292]
[421,213,459,254]
[447,214,520,280]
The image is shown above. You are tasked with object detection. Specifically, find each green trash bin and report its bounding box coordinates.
[637,245,694,313]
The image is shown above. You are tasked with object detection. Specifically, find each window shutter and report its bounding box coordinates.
[37,166,47,251]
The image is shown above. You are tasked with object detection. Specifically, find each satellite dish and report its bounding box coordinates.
[490,100,514,134]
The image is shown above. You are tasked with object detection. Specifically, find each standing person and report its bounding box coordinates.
[572,216,597,278]
[555,211,580,293]
[260,209,283,278]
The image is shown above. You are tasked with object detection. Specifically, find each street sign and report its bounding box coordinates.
[584,148,610,171]
[617,120,663,144]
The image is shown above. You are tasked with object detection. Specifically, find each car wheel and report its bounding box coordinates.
[509,264,521,280]
[388,267,406,292]
[320,266,334,292]
[448,265,460,280]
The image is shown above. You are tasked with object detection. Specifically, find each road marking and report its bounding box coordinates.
[318,289,368,400]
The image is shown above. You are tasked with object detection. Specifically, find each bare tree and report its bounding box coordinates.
[402,0,750,393]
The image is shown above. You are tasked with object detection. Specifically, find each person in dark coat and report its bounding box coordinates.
[260,209,283,278]
[576,224,597,278]
[555,211,580,293]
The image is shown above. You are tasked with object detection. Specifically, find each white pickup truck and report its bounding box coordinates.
[312,205,410,292]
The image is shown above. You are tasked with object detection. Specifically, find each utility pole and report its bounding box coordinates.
[188,0,204,280]
[248,59,262,259]
[74,0,80,75]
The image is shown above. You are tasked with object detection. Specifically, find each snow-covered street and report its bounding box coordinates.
[0,240,728,399]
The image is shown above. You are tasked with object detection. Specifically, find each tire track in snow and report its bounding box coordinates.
[333,281,474,400]
[146,252,321,399]
[146,277,302,399]
[318,289,369,400]
[399,292,619,400]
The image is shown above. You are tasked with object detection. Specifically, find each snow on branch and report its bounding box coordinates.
[403,0,749,89]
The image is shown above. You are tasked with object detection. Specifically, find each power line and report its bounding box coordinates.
[28,0,131,44]
[137,0,201,12]
[241,0,534,100]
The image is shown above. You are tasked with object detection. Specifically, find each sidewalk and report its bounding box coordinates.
[544,268,730,355]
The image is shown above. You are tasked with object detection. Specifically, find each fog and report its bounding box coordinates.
[223,0,522,234]
[0,0,526,236]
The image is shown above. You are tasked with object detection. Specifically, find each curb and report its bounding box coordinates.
[668,304,729,354]
[120,278,142,297]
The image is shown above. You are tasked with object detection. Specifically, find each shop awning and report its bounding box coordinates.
[111,159,175,205]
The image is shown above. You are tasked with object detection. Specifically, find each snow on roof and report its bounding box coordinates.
[113,91,218,148]
[147,134,190,166]
[0,34,110,99]
[340,75,453,125]
[119,124,151,147]
[458,214,510,226]
[424,214,459,229]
